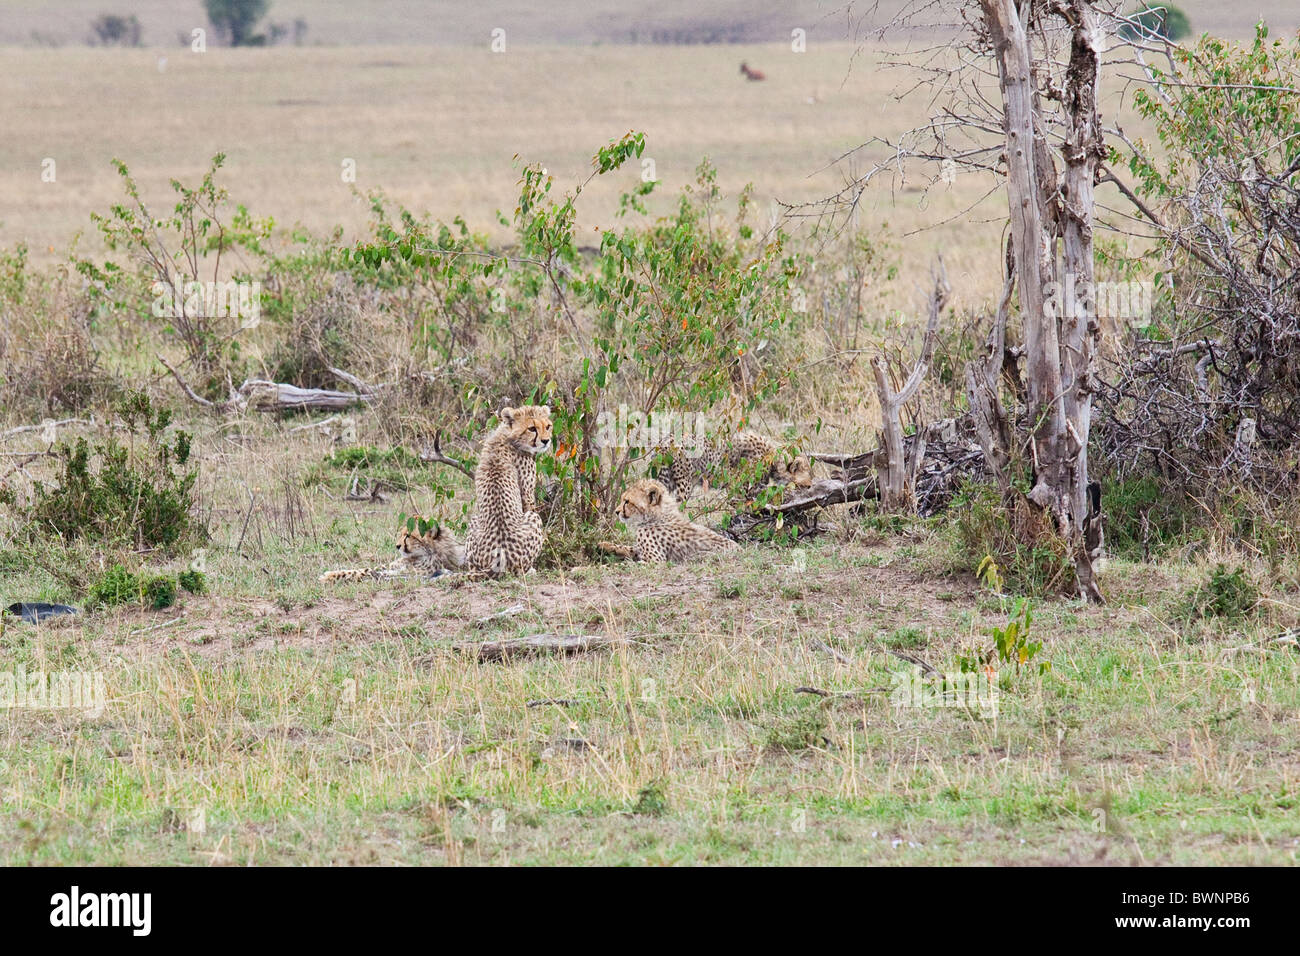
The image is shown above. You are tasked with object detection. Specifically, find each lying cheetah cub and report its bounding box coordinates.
[320,516,464,582]
[465,404,552,574]
[601,479,738,562]
[659,430,812,499]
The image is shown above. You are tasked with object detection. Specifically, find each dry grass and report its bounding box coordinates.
[3,41,1016,308]
[1,417,1298,865]
[3,24,1300,865]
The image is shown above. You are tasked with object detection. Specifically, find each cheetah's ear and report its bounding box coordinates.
[647,486,661,505]
[540,404,552,418]
[498,406,517,427]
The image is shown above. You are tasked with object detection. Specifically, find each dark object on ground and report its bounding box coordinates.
[5,602,78,623]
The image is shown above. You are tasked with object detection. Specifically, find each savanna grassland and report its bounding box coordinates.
[1,40,1012,298]
[2,9,1300,866]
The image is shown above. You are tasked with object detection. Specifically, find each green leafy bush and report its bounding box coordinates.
[8,390,200,551]
[178,569,207,594]
[143,575,178,610]
[343,132,809,563]
[88,565,184,610]
[86,564,144,608]
[76,154,271,394]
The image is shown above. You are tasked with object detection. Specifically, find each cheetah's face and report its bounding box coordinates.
[777,455,813,488]
[396,516,465,569]
[500,405,553,456]
[395,518,445,555]
[616,479,675,527]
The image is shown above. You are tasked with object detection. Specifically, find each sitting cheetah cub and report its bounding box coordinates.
[321,516,464,582]
[465,405,552,574]
[659,430,812,499]
[601,479,738,562]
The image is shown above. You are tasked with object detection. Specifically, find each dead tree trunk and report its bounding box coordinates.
[978,0,1106,602]
[872,260,949,511]
[966,273,1015,496]
[1057,0,1107,602]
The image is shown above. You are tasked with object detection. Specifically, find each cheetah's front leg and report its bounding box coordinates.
[597,541,636,560]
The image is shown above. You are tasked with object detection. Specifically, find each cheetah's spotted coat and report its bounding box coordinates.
[601,479,737,562]
[320,518,465,582]
[659,430,811,499]
[465,405,552,574]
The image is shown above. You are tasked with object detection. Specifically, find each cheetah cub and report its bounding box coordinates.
[601,479,738,562]
[465,405,552,574]
[659,430,812,499]
[320,516,464,582]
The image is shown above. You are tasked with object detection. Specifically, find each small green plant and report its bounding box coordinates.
[959,598,1046,676]
[327,445,420,469]
[1177,564,1259,622]
[991,598,1044,672]
[144,575,177,610]
[763,704,830,752]
[884,626,927,651]
[87,564,143,609]
[631,780,669,817]
[178,569,207,594]
[88,564,187,610]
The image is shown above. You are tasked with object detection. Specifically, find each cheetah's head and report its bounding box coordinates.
[774,454,813,488]
[395,515,447,554]
[396,515,464,567]
[616,479,676,527]
[499,405,553,456]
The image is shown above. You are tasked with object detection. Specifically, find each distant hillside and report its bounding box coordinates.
[3,0,1292,47]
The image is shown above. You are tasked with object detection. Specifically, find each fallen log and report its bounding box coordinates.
[159,355,375,415]
[765,473,880,514]
[327,366,386,395]
[240,380,372,412]
[807,450,880,471]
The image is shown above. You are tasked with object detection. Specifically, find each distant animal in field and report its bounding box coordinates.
[740,62,766,81]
